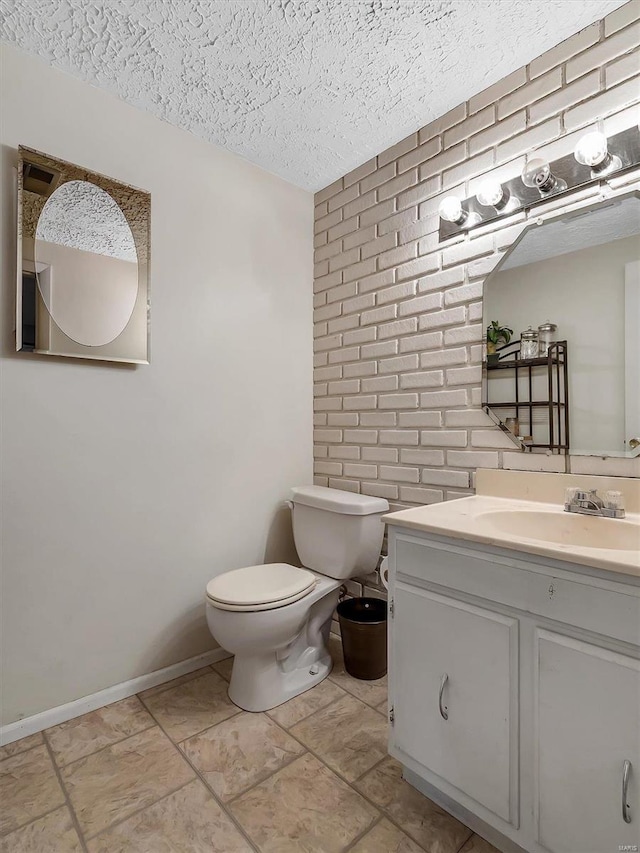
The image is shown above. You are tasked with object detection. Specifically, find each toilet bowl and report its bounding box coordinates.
[205,485,388,712]
[206,566,340,711]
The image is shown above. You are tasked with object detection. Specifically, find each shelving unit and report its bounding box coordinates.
[483,340,569,454]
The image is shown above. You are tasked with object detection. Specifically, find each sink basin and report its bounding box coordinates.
[479,510,640,552]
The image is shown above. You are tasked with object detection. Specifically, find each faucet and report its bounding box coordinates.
[564,488,625,519]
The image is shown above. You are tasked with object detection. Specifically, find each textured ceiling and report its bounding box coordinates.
[0,0,627,191]
[36,181,137,262]
[500,195,640,270]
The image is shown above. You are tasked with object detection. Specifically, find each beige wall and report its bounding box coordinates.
[0,43,313,725]
[29,240,143,355]
[313,0,640,594]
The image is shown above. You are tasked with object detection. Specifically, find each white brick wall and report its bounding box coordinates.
[313,2,640,560]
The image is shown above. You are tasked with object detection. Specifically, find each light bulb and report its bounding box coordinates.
[438,196,466,224]
[574,130,621,175]
[476,179,505,208]
[574,131,608,167]
[521,156,566,195]
[521,157,553,190]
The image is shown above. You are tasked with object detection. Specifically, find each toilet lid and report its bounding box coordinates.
[206,563,316,608]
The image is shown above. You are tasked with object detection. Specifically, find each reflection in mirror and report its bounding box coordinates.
[17,147,150,364]
[483,194,640,459]
[35,181,139,347]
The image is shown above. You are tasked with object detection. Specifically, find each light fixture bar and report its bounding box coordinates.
[438,125,640,241]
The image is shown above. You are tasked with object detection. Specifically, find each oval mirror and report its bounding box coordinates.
[34,180,139,347]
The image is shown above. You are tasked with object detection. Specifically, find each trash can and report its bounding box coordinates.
[337,597,387,680]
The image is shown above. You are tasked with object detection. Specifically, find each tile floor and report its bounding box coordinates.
[0,638,500,852]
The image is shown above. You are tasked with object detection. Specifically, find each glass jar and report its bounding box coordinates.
[505,417,519,436]
[538,321,557,356]
[521,327,538,360]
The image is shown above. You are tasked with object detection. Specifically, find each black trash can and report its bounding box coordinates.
[337,597,387,680]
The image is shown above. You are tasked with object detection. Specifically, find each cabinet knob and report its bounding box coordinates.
[622,760,632,824]
[439,673,449,721]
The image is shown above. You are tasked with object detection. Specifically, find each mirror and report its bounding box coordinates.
[17,147,150,364]
[483,193,640,458]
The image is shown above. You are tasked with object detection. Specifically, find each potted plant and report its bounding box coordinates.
[486,320,513,364]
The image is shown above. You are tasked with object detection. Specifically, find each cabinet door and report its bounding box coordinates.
[391,583,518,824]
[536,629,640,853]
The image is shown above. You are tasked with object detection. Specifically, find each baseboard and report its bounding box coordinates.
[0,646,232,746]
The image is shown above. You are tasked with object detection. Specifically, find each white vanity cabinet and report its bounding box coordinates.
[387,527,640,853]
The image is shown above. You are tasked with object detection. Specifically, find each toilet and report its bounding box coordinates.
[205,485,389,712]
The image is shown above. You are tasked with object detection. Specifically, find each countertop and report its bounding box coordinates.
[383,494,640,579]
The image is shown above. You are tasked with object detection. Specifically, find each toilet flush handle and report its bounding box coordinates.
[285,500,294,510]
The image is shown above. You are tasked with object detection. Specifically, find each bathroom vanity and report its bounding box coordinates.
[384,470,640,853]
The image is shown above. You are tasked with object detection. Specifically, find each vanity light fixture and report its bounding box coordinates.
[574,130,622,176]
[437,124,640,241]
[438,195,467,225]
[521,157,566,196]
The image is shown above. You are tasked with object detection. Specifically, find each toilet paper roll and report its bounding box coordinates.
[380,556,389,590]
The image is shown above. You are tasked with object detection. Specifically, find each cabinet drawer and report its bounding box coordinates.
[391,583,518,825]
[395,533,640,647]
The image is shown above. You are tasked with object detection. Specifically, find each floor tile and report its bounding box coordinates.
[46,696,154,766]
[291,694,387,782]
[266,677,346,729]
[231,752,378,853]
[181,712,305,801]
[0,806,82,852]
[350,817,425,852]
[141,670,240,741]
[376,700,388,717]
[355,757,472,853]
[60,726,194,839]
[87,779,253,852]
[0,732,44,761]
[0,744,65,835]
[328,637,388,708]
[458,834,502,853]
[138,665,213,699]
[211,656,234,682]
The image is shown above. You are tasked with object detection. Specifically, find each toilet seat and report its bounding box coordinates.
[206,563,317,612]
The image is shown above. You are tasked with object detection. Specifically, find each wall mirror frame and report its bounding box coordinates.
[17,146,151,364]
[482,190,640,460]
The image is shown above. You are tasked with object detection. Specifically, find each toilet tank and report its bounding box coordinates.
[289,486,389,579]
